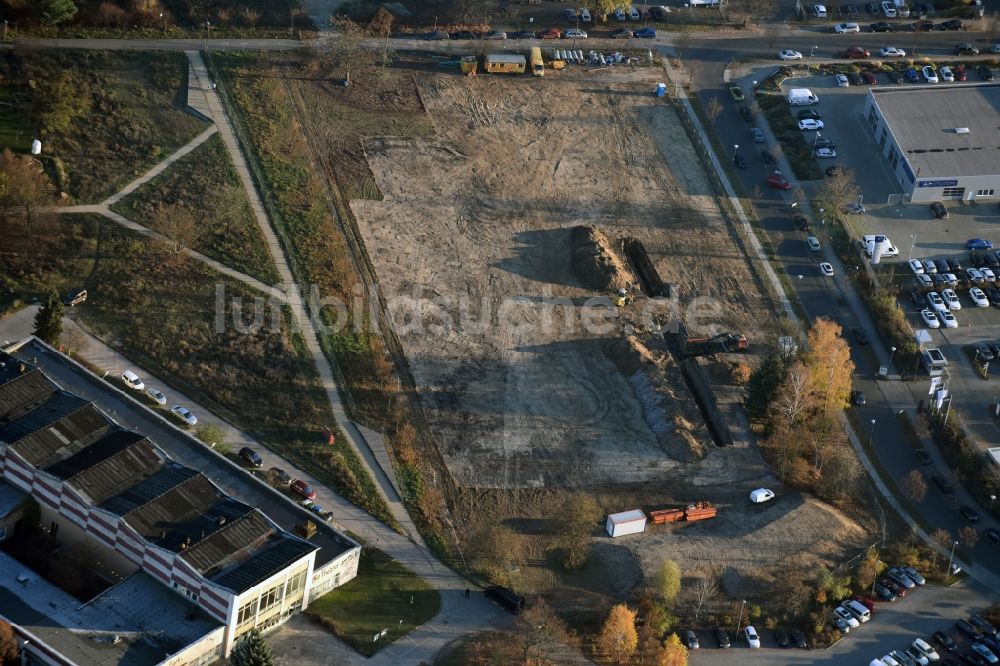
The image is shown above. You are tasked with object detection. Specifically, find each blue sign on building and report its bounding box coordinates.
[917,179,959,188]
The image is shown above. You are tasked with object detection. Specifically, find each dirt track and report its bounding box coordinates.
[350,67,774,489]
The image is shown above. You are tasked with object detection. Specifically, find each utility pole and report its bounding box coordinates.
[734,599,747,638]
[946,540,958,581]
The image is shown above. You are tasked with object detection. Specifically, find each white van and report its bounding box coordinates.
[121,370,145,391]
[842,600,871,623]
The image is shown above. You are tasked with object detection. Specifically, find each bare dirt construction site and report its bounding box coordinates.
[338,62,869,601]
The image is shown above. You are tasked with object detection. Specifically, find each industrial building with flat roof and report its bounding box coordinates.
[864,84,1000,203]
[0,346,361,666]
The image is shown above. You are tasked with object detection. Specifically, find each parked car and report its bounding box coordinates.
[580,7,592,21]
[960,505,981,522]
[563,28,586,38]
[816,147,837,158]
[969,238,994,251]
[836,73,850,87]
[861,71,877,84]
[927,291,947,312]
[767,173,792,190]
[972,615,999,637]
[880,46,906,56]
[905,68,920,81]
[450,30,478,39]
[888,70,904,83]
[779,49,804,59]
[906,645,932,665]
[956,42,979,54]
[628,6,641,19]
[798,109,822,120]
[540,27,561,39]
[121,369,145,391]
[970,287,990,307]
[290,479,317,500]
[745,626,761,648]
[774,629,790,647]
[931,201,949,219]
[882,578,908,597]
[940,19,966,30]
[170,405,197,426]
[934,630,958,652]
[932,474,954,494]
[799,119,824,131]
[853,327,869,344]
[751,127,765,143]
[942,289,961,310]
[750,488,775,503]
[484,29,507,39]
[959,621,986,641]
[920,308,940,328]
[939,65,955,82]
[424,30,449,40]
[791,629,808,649]
[843,46,871,58]
[685,630,700,649]
[730,85,745,102]
[971,643,998,664]
[145,387,166,405]
[874,582,897,601]
[239,447,263,467]
[833,616,851,633]
[888,567,917,588]
[851,389,866,405]
[955,65,967,80]
[902,566,926,585]
[611,28,633,38]
[836,21,862,32]
[978,65,994,81]
[64,288,88,306]
[268,467,292,486]
[922,65,939,83]
[807,236,821,251]
[715,628,731,648]
[869,21,893,31]
[511,30,536,39]
[634,27,657,38]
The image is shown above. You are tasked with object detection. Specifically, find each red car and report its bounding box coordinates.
[540,28,561,39]
[880,578,907,597]
[955,65,967,81]
[843,46,870,59]
[852,595,877,612]
[861,71,877,85]
[290,479,316,500]
[767,173,792,190]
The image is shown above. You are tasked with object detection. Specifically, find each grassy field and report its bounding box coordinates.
[306,547,440,656]
[0,87,34,153]
[110,132,280,285]
[0,214,395,527]
[6,50,206,203]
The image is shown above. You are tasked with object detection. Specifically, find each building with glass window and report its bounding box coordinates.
[0,347,361,665]
[864,84,1000,203]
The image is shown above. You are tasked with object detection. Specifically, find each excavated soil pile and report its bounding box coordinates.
[570,225,635,293]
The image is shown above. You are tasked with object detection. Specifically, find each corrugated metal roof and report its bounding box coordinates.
[45,428,147,479]
[207,534,317,593]
[100,462,199,516]
[0,364,56,422]
[2,394,110,467]
[181,511,274,574]
[60,433,165,505]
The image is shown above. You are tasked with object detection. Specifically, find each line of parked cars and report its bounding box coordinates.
[120,369,198,426]
[685,624,808,650]
[889,613,1000,666]
[239,450,337,523]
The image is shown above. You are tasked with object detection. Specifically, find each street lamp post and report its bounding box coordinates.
[751,79,758,102]
[890,346,897,366]
[908,234,916,261]
[869,418,876,447]
[734,599,747,637]
[732,144,739,165]
[991,494,997,511]
[813,131,822,153]
[871,557,882,597]
[946,540,958,581]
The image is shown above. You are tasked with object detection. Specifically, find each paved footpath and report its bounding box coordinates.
[0,311,510,665]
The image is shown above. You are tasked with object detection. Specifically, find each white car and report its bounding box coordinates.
[799,118,824,131]
[121,370,145,391]
[815,147,837,158]
[614,8,627,20]
[912,638,939,662]
[834,607,861,628]
[814,3,827,16]
[939,66,954,82]
[745,626,761,648]
[970,287,989,307]
[982,266,997,281]
[820,262,834,276]
[580,8,592,21]
[922,65,938,83]
[836,73,850,87]
[920,308,940,328]
[750,488,775,503]
[145,387,167,405]
[967,267,986,284]
[882,655,902,666]
[882,0,897,16]
[880,46,906,57]
[940,309,957,328]
[807,236,821,251]
[779,49,803,60]
[564,28,588,38]
[905,647,930,666]
[835,21,861,32]
[942,288,961,310]
[909,259,924,275]
[628,6,640,19]
[926,291,946,312]
[170,405,198,426]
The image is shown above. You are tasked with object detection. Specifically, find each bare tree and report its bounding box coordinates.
[706,96,724,125]
[774,361,812,426]
[156,205,202,255]
[901,469,928,503]
[689,568,720,621]
[959,526,979,550]
[0,148,56,223]
[817,167,860,216]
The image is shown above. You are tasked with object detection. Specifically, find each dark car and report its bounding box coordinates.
[956,42,979,55]
[450,30,478,39]
[851,390,866,406]
[844,46,871,58]
[268,466,292,486]
[934,259,951,274]
[960,505,981,522]
[634,27,657,38]
[888,69,904,83]
[933,200,953,218]
[511,30,536,39]
[934,630,959,652]
[914,19,934,30]
[987,252,1000,268]
[933,474,955,494]
[425,30,450,40]
[987,288,1000,307]
[650,5,670,18]
[959,620,985,641]
[63,288,88,306]
[916,448,932,465]
[790,629,808,649]
[485,585,525,614]
[734,153,747,169]
[865,1,879,12]
[685,630,700,649]
[853,327,869,344]
[965,651,989,666]
[775,629,790,647]
[987,528,1000,544]
[738,103,754,121]
[882,578,907,597]
[861,71,877,84]
[797,109,822,120]
[869,20,894,31]
[761,150,776,165]
[940,19,966,30]
[947,258,963,272]
[795,215,810,231]
[815,137,836,150]
[978,65,994,81]
[239,447,263,468]
[874,582,897,601]
[905,68,920,81]
[715,628,731,648]
[971,616,999,637]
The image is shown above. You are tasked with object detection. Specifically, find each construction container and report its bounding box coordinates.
[647,509,685,524]
[460,55,478,75]
[684,502,717,521]
[485,53,526,75]
[606,509,647,538]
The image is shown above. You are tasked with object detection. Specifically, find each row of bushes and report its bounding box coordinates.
[756,93,824,181]
[927,408,1000,522]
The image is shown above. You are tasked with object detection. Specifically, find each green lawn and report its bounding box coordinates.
[306,548,440,657]
[0,87,34,153]
[110,132,280,285]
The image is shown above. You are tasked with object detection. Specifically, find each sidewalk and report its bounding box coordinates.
[0,311,510,664]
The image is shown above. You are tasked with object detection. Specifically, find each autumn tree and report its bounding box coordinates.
[0,149,55,223]
[555,493,600,570]
[594,0,630,21]
[817,167,860,220]
[155,205,202,255]
[812,566,851,604]
[855,546,885,591]
[654,559,682,605]
[513,599,579,665]
[931,528,954,569]
[597,604,638,664]
[902,469,928,503]
[659,632,688,666]
[803,317,855,418]
[33,289,63,345]
[0,619,17,666]
[636,591,672,657]
[470,525,523,586]
[959,526,979,549]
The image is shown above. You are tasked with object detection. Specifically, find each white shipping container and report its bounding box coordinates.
[606,509,647,538]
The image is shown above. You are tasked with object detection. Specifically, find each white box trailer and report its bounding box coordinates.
[786,87,819,106]
[606,509,647,538]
